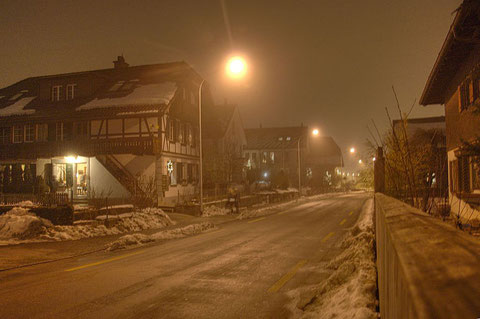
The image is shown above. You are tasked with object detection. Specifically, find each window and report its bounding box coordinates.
[178,122,184,144]
[187,163,193,183]
[177,162,184,183]
[13,125,23,143]
[24,124,35,142]
[262,152,267,164]
[252,152,257,164]
[56,122,63,141]
[459,75,480,111]
[270,152,275,164]
[51,85,62,101]
[108,81,124,92]
[471,157,480,192]
[66,84,76,100]
[286,136,291,141]
[0,127,11,144]
[187,124,193,146]
[36,124,48,142]
[459,156,470,192]
[168,119,175,142]
[245,152,250,160]
[168,160,177,186]
[278,137,283,141]
[75,122,88,138]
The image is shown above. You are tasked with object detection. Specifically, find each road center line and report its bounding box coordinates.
[339,218,347,225]
[321,232,335,243]
[248,217,267,224]
[65,250,145,272]
[268,259,307,293]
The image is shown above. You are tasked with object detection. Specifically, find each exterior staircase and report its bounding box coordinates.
[96,155,145,197]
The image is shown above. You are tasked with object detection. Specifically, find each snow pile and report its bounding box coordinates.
[301,199,377,319]
[76,82,176,111]
[0,207,174,245]
[202,205,230,217]
[0,96,36,117]
[0,207,53,240]
[106,222,215,251]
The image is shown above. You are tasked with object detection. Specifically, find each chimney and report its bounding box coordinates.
[113,55,129,69]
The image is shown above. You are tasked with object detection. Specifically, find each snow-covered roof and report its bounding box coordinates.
[0,97,36,117]
[76,82,177,111]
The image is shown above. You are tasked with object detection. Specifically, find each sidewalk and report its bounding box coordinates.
[0,213,236,271]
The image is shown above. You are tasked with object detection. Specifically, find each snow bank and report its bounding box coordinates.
[301,199,377,319]
[0,207,53,240]
[0,207,174,245]
[106,222,215,251]
[202,205,230,217]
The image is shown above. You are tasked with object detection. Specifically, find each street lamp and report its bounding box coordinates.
[350,147,355,154]
[198,55,248,213]
[297,128,319,196]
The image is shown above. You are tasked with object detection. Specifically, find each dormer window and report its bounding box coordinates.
[286,136,291,141]
[66,84,76,100]
[51,85,62,101]
[278,137,283,141]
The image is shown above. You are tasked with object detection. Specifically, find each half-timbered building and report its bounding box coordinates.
[0,57,210,207]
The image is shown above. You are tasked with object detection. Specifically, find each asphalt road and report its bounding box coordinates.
[0,193,370,319]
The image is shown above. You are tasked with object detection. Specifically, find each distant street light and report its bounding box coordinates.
[312,128,319,136]
[358,159,363,164]
[350,147,355,154]
[198,55,248,213]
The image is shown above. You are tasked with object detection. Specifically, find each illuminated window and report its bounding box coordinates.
[286,136,291,141]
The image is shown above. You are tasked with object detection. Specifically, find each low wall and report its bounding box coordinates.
[375,193,480,319]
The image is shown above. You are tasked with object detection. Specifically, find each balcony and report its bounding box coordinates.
[0,137,162,160]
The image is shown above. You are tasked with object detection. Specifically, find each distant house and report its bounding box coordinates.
[243,126,343,190]
[0,57,211,207]
[420,0,480,222]
[202,102,247,191]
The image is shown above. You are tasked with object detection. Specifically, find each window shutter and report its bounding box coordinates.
[459,157,470,193]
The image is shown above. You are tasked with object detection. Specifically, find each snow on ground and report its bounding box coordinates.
[202,205,231,217]
[0,207,174,246]
[106,222,215,251]
[298,198,377,319]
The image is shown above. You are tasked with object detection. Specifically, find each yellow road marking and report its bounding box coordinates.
[268,260,307,293]
[65,250,145,272]
[248,217,266,224]
[340,219,347,225]
[321,232,335,243]
[349,211,353,216]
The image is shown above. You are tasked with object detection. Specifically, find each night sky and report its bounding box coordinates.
[0,0,460,167]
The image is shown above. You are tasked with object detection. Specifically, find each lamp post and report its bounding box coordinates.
[198,79,205,214]
[198,56,247,214]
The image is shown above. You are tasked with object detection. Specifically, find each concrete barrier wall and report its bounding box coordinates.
[375,193,480,319]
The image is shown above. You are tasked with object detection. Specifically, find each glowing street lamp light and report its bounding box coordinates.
[312,128,319,136]
[350,147,355,154]
[226,56,247,79]
[358,159,363,164]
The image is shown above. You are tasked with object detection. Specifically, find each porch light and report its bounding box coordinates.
[65,156,79,163]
